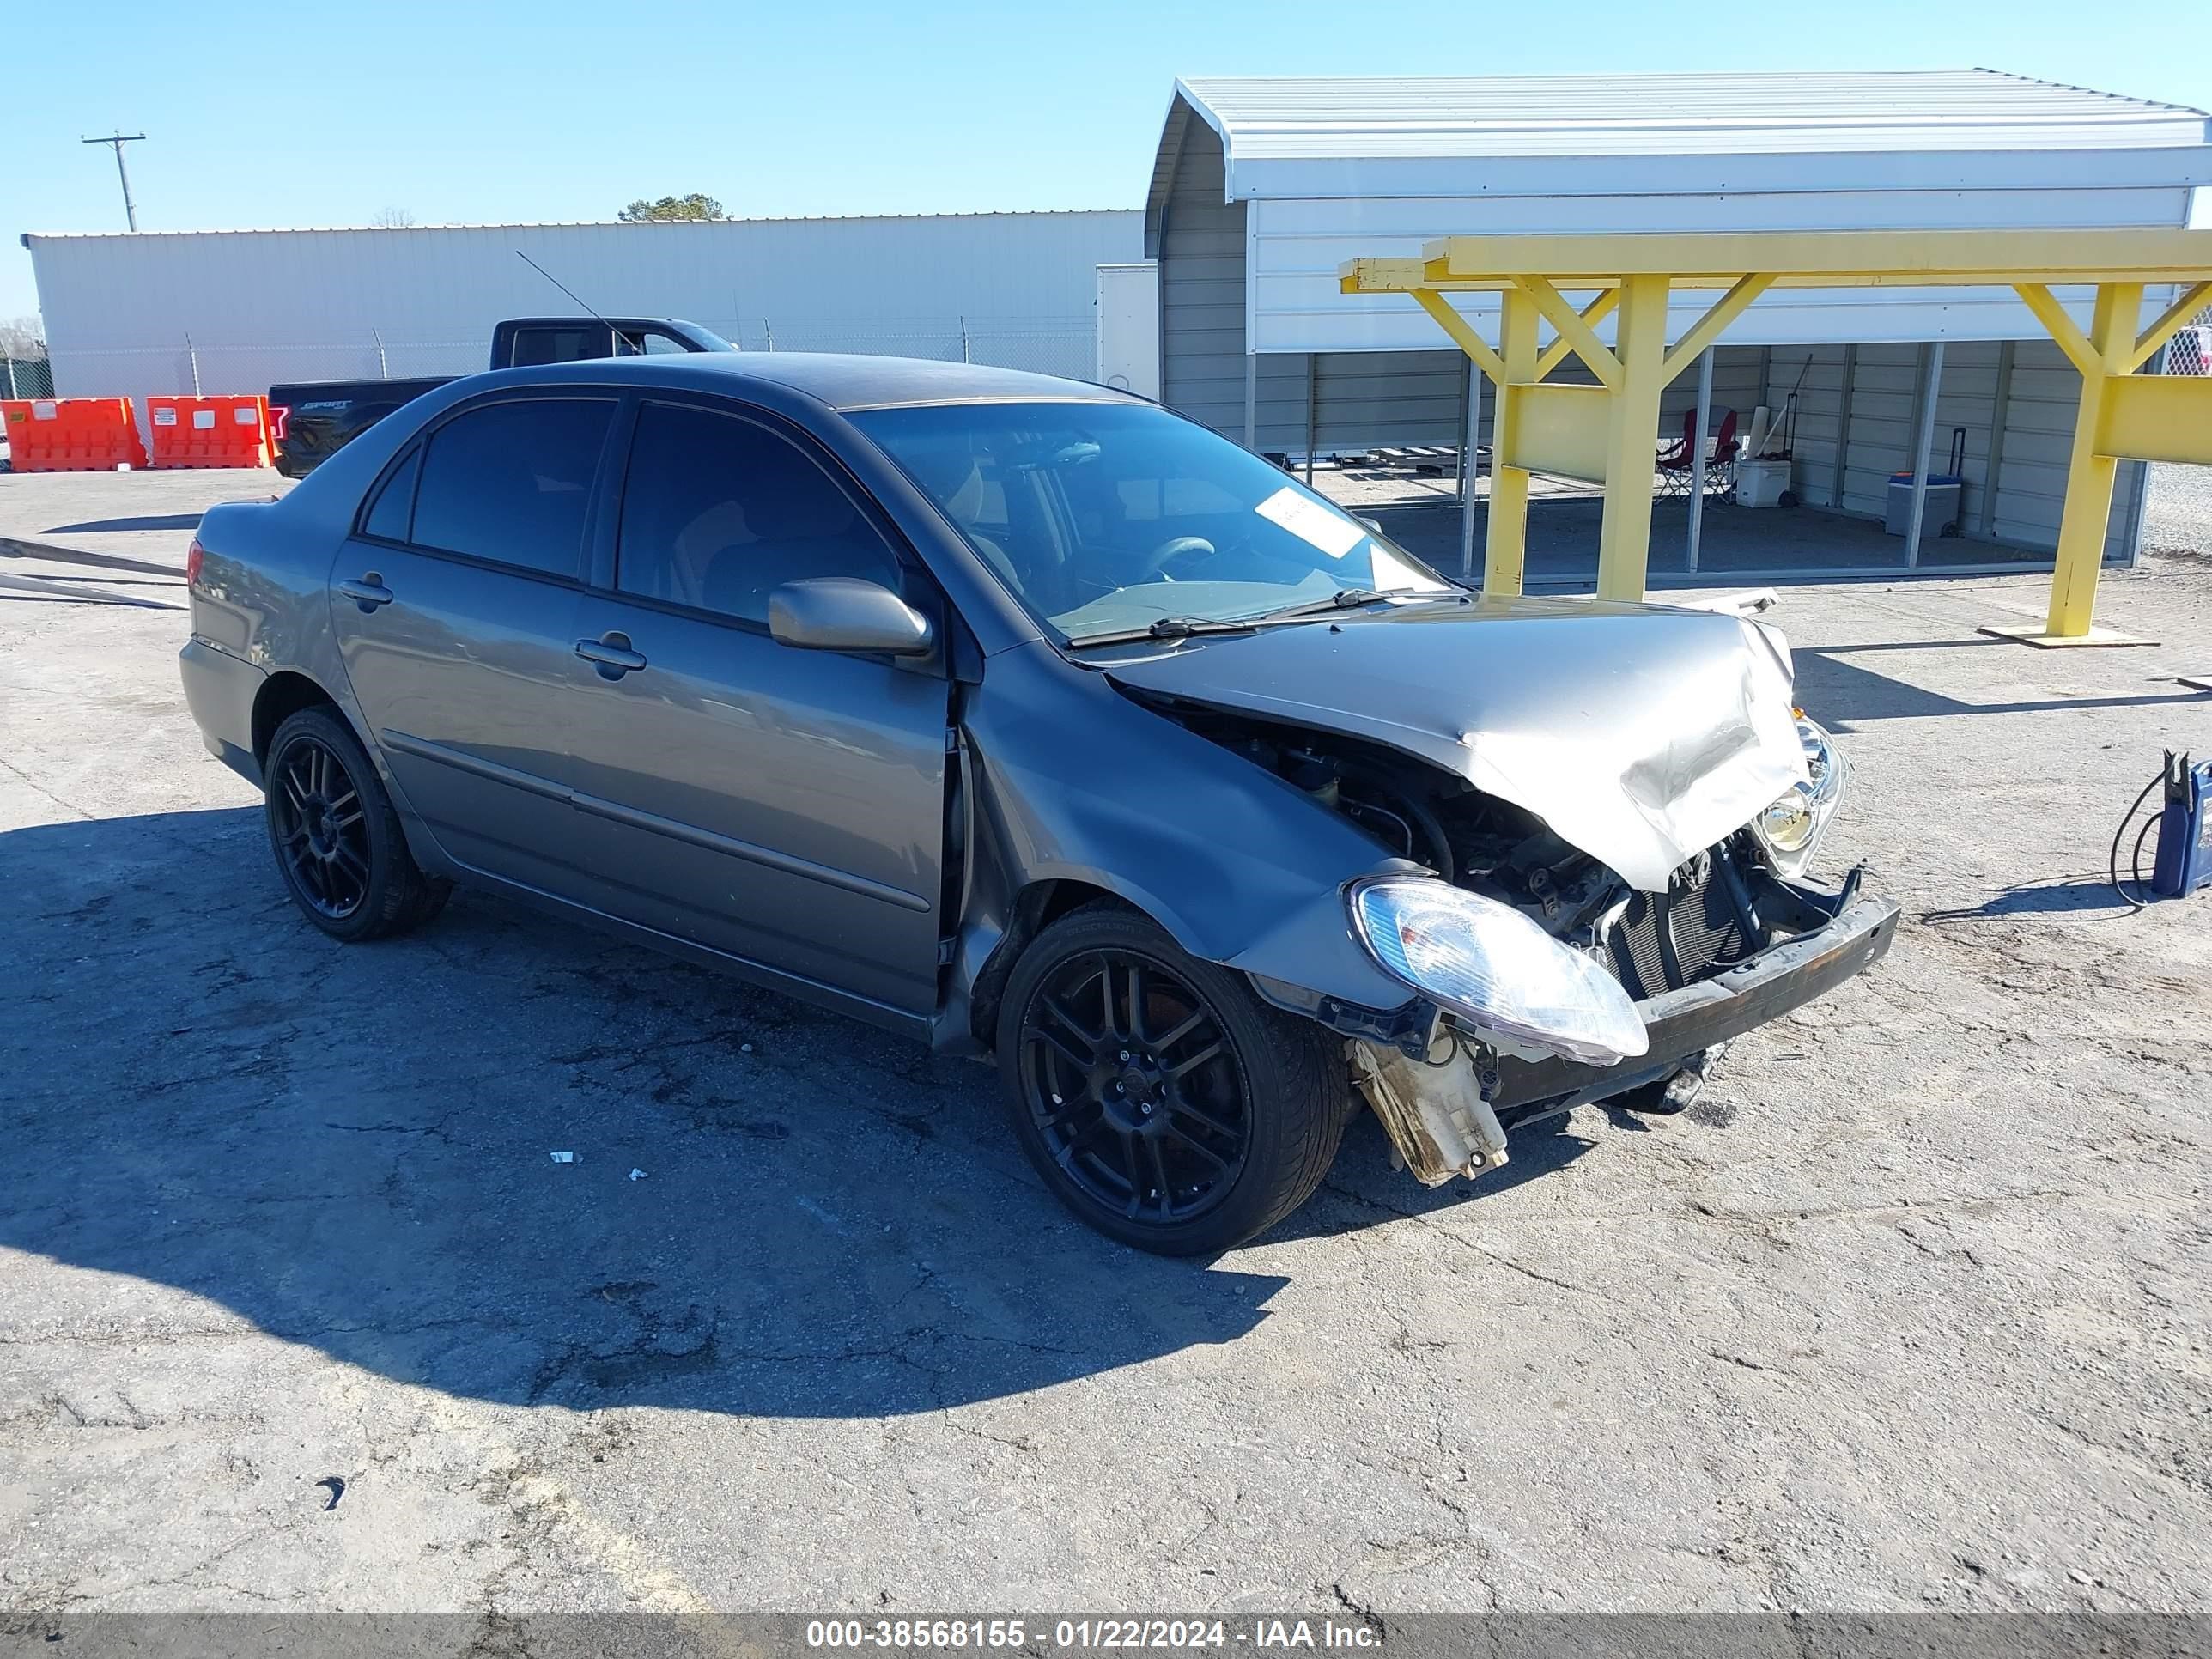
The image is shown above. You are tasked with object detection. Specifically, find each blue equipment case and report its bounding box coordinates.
[2151,752,2212,899]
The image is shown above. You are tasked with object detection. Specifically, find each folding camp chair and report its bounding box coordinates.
[1657,406,1738,499]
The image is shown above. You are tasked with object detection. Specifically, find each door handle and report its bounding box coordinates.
[575,632,648,678]
[337,574,393,611]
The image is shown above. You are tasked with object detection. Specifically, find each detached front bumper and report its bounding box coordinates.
[1489,888,1901,1123]
[1347,878,1899,1185]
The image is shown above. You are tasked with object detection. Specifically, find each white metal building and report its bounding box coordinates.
[25,210,1142,398]
[1146,71,2212,568]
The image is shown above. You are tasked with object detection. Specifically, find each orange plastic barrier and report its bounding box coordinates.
[147,394,274,469]
[1,398,148,472]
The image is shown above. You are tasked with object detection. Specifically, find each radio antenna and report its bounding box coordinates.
[514,249,618,334]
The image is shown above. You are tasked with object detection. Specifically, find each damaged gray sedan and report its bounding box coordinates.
[180,354,1897,1255]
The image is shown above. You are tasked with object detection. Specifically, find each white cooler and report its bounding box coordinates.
[1734,459,1791,508]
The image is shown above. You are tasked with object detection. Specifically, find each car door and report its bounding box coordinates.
[560,397,951,1018]
[327,393,617,896]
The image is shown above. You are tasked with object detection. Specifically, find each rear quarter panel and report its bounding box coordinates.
[191,389,450,765]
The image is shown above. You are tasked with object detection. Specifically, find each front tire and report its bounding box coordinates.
[264,706,449,941]
[995,905,1351,1255]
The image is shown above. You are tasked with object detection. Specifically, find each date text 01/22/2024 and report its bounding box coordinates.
[804,1619,1383,1650]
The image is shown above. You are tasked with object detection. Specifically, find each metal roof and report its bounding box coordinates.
[21,207,1129,244]
[1150,73,2212,356]
[1173,70,2209,164]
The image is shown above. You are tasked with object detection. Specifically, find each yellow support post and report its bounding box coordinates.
[1409,289,1506,384]
[2045,282,2142,639]
[1512,276,1622,387]
[2013,283,2099,377]
[1534,290,1617,380]
[2124,278,2212,373]
[1484,289,1539,598]
[1661,274,1777,386]
[1595,275,1670,602]
[1338,229,2212,638]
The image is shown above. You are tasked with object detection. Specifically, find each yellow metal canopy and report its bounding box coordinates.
[1340,229,2212,641]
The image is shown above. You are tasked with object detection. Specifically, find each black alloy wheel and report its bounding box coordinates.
[263,705,450,942]
[997,905,1351,1255]
[270,733,372,921]
[1020,947,1251,1226]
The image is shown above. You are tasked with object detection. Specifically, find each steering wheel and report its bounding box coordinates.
[1137,534,1215,581]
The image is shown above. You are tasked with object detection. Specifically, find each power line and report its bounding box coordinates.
[81,131,147,232]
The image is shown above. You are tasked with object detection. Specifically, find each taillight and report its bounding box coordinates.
[267,404,290,441]
[185,538,205,588]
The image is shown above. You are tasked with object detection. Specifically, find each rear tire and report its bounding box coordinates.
[995,904,1350,1255]
[264,706,450,942]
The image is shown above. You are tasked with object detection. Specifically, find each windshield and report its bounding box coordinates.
[848,401,1452,642]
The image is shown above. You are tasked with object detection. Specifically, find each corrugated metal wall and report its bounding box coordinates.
[1160,117,1771,457]
[1162,110,2151,566]
[1759,342,2143,560]
[1244,188,2197,356]
[1307,352,1464,453]
[1158,121,1248,435]
[1185,71,2208,355]
[1153,117,1474,453]
[1157,121,1470,452]
[31,211,1144,398]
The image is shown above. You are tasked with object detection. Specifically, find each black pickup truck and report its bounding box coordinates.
[268,316,733,477]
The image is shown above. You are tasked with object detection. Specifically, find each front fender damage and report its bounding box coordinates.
[945,646,1431,1049]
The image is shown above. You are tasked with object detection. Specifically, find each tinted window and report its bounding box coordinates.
[410,399,613,578]
[361,447,420,542]
[507,325,611,367]
[616,402,901,623]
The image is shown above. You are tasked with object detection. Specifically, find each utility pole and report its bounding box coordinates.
[82,131,147,231]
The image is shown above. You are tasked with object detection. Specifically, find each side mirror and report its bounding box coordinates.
[768,577,934,657]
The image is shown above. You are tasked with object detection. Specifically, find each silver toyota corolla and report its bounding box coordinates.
[180,354,1897,1255]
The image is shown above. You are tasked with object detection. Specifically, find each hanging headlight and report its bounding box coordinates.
[1348,878,1648,1066]
[1753,713,1847,876]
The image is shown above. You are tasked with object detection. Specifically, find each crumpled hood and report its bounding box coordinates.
[1099,594,1808,893]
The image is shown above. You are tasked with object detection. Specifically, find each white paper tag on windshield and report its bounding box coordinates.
[1255,486,1366,559]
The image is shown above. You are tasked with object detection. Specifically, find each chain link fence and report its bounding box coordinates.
[47,315,1098,405]
[2167,304,2210,376]
[720,316,1095,378]
[2,356,55,398]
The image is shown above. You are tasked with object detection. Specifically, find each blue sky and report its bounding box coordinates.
[8,0,2209,325]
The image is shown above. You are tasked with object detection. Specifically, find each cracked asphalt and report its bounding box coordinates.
[2,468,2209,1621]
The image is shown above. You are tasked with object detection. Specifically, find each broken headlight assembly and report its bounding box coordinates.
[1752,713,1846,878]
[1348,877,1649,1066]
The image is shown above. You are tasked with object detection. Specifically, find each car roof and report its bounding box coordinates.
[477,351,1143,413]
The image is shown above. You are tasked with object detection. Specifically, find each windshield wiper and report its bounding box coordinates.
[1245,586,1467,623]
[1065,615,1266,649]
[1066,589,1468,650]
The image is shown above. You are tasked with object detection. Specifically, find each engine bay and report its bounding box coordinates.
[1153,699,1778,999]
[1164,703,1627,934]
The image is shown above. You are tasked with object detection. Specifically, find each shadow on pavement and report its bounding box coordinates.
[1,536,187,577]
[1919,877,2135,922]
[1269,1112,1595,1243]
[3,803,1557,1419]
[44,513,207,534]
[0,572,184,609]
[1792,647,2211,729]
